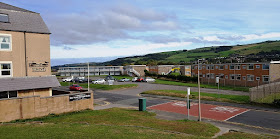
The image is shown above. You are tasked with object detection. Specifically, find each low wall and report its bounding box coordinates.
[250,82,280,102]
[0,91,94,122]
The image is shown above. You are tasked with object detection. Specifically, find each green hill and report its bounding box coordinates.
[53,40,280,68]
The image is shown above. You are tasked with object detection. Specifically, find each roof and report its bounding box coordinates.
[0,2,50,34]
[270,61,280,64]
[0,76,60,92]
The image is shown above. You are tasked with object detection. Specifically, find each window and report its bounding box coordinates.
[202,66,205,69]
[206,65,210,70]
[243,76,246,80]
[0,91,17,99]
[247,75,254,81]
[220,74,224,79]
[230,74,235,80]
[236,74,241,80]
[0,62,12,77]
[256,65,260,69]
[0,34,11,50]
[235,65,240,70]
[256,77,260,80]
[225,75,228,79]
[219,65,224,70]
[211,65,214,70]
[263,75,269,82]
[247,64,254,70]
[262,64,269,70]
[199,66,202,70]
[0,14,9,22]
[203,74,205,77]
[210,73,215,79]
[206,73,210,78]
[215,66,218,69]
[242,65,246,69]
[225,65,228,69]
[230,64,234,70]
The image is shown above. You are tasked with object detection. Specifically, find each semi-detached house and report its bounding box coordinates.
[0,2,60,99]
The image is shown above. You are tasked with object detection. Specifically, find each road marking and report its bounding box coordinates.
[224,109,250,121]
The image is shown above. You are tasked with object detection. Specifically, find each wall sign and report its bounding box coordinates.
[29,62,48,72]
[69,93,91,101]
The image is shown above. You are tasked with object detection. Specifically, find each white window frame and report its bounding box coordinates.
[219,65,224,70]
[235,65,241,70]
[0,61,13,78]
[256,77,260,80]
[247,74,254,81]
[262,64,269,70]
[0,34,12,51]
[256,65,260,69]
[262,75,269,82]
[230,74,235,80]
[236,74,241,80]
[247,64,254,70]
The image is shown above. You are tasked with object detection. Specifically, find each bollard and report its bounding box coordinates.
[139,98,146,111]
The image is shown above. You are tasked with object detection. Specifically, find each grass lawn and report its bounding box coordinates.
[217,132,279,139]
[112,75,133,80]
[154,79,250,92]
[60,82,138,90]
[142,90,250,104]
[5,108,219,138]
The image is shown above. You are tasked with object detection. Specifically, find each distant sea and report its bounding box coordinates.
[51,56,120,66]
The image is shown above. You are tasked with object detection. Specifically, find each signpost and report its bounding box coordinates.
[216,77,220,98]
[186,87,190,120]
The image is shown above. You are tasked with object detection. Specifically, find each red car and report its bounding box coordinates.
[136,77,144,82]
[69,84,83,91]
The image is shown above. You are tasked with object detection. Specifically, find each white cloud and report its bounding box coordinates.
[242,32,280,41]
[51,41,192,59]
[203,36,222,41]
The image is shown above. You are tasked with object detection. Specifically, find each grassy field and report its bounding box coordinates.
[154,79,250,92]
[142,90,250,103]
[112,75,133,80]
[60,82,138,90]
[5,108,219,138]
[217,132,279,139]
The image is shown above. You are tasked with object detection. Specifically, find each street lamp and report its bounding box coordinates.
[197,58,204,121]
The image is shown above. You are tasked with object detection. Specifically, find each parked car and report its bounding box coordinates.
[136,77,144,82]
[144,77,155,82]
[118,78,130,82]
[62,77,73,82]
[131,77,138,82]
[78,78,92,83]
[73,77,85,82]
[92,79,106,84]
[105,75,115,81]
[69,84,83,91]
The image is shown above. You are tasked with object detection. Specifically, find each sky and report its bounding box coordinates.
[3,0,280,59]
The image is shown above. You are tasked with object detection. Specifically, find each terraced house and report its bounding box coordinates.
[191,62,280,87]
[0,2,60,99]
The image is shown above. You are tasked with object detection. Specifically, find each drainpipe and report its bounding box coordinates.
[24,31,28,76]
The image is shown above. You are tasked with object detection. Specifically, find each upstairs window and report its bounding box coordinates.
[247,64,254,70]
[0,63,12,77]
[0,14,9,22]
[262,64,269,70]
[0,35,11,50]
[230,64,234,70]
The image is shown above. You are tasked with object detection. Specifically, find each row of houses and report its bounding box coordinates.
[58,61,280,87]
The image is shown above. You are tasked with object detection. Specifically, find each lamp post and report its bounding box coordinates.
[88,62,90,91]
[197,58,204,121]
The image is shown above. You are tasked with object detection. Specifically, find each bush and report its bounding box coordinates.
[273,99,280,107]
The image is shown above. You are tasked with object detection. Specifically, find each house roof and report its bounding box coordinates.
[0,2,50,34]
[0,76,61,92]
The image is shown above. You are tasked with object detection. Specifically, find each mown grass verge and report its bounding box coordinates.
[217,132,279,139]
[154,79,250,92]
[142,90,250,104]
[60,82,138,90]
[254,93,280,104]
[6,108,219,138]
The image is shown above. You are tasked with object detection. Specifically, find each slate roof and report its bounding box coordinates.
[0,76,61,92]
[0,2,50,34]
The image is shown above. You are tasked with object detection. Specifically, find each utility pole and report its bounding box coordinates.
[197,59,203,122]
[88,62,90,91]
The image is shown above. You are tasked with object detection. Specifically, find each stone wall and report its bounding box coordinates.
[0,91,93,122]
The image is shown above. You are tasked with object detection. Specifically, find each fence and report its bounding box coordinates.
[250,82,280,102]
[0,91,94,122]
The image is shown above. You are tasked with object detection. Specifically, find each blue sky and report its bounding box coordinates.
[3,0,280,59]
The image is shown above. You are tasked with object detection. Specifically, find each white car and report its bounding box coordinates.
[131,77,138,82]
[62,77,73,82]
[92,79,106,84]
[144,77,155,82]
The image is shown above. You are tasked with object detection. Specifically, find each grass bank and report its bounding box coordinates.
[6,108,219,138]
[254,93,280,104]
[154,79,250,92]
[142,90,250,104]
[60,82,138,90]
